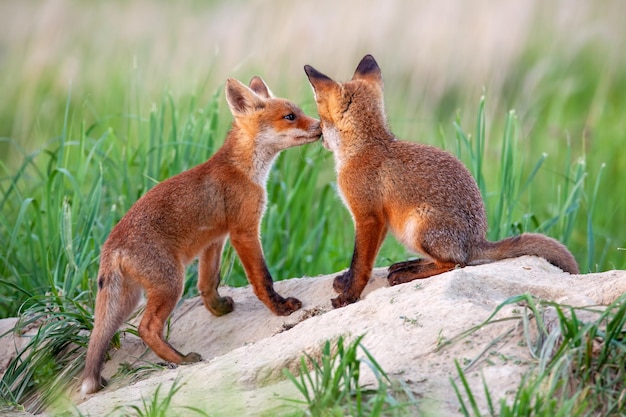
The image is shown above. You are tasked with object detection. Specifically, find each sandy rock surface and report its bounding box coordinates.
[1,257,625,416]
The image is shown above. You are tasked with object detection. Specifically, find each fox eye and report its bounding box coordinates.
[283,113,296,121]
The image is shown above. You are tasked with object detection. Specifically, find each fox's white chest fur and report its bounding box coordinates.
[322,125,344,171]
[321,125,350,216]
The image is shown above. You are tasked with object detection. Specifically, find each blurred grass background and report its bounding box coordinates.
[1,0,625,318]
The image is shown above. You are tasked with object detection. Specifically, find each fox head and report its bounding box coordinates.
[225,77,321,154]
[304,55,391,152]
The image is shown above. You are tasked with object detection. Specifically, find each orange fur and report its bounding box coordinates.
[304,55,578,308]
[81,77,321,395]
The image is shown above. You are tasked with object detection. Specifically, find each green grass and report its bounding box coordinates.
[112,378,212,417]
[451,96,601,264]
[0,292,94,413]
[0,87,221,317]
[451,293,626,416]
[282,335,419,416]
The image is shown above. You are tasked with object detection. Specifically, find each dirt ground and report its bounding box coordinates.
[1,257,625,416]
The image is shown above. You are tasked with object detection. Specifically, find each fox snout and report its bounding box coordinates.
[311,121,322,139]
[299,118,322,143]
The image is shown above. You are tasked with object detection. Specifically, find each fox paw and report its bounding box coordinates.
[182,352,202,363]
[388,268,425,286]
[331,293,359,308]
[333,271,353,293]
[206,296,234,317]
[273,297,302,316]
[388,258,431,274]
[387,271,410,286]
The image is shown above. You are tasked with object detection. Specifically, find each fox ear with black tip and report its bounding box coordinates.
[304,64,338,97]
[352,54,383,88]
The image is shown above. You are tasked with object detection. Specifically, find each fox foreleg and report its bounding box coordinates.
[331,214,387,308]
[198,240,234,316]
[230,232,302,315]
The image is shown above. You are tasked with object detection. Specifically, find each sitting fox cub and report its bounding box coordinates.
[304,55,578,308]
[81,77,321,395]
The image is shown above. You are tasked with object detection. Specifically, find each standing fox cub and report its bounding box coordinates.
[81,77,321,395]
[304,55,578,308]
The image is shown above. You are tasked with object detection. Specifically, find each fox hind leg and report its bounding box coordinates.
[388,258,432,274]
[139,285,202,364]
[387,259,458,286]
[388,224,469,285]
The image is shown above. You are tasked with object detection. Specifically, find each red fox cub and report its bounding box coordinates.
[304,55,579,308]
[81,77,321,395]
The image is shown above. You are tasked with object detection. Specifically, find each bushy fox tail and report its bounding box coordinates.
[81,254,141,396]
[470,233,579,274]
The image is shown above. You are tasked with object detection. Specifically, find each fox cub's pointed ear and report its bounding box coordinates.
[225,78,265,116]
[304,65,336,93]
[352,54,383,87]
[248,76,274,99]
